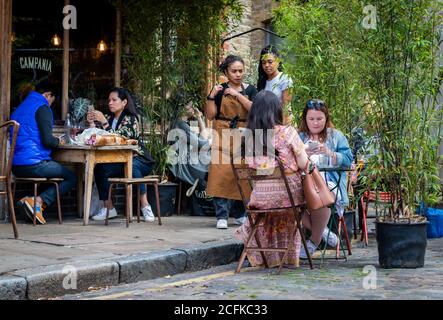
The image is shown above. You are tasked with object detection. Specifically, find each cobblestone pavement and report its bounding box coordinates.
[59,237,443,300]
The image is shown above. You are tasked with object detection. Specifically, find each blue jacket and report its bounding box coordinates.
[299,128,353,207]
[11,91,53,165]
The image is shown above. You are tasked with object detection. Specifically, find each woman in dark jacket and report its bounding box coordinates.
[87,87,156,222]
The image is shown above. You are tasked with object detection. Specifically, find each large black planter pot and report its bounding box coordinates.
[146,183,178,217]
[375,221,427,268]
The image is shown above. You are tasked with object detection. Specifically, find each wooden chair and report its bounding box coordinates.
[12,177,64,225]
[0,120,20,239]
[231,158,314,273]
[106,175,162,227]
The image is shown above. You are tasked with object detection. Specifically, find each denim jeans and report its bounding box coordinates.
[94,156,154,201]
[12,160,77,207]
[213,197,246,220]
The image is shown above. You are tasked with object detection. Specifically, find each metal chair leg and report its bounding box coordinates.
[341,216,352,255]
[154,182,162,226]
[353,208,358,239]
[361,197,369,246]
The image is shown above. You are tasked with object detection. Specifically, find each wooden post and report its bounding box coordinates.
[0,0,12,124]
[114,0,122,87]
[62,0,70,120]
[0,0,12,219]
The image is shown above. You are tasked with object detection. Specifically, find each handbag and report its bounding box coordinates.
[301,160,335,211]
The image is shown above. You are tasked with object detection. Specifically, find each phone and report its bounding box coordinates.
[308,141,319,149]
[58,134,70,145]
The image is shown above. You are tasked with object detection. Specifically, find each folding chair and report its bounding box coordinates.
[0,120,20,239]
[360,189,399,246]
[319,167,352,261]
[231,158,314,273]
[106,175,162,228]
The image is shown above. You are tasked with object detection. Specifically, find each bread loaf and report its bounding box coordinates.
[86,134,133,146]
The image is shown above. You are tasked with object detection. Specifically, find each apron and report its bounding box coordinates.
[207,85,249,200]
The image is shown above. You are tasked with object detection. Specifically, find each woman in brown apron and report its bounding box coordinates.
[205,55,257,229]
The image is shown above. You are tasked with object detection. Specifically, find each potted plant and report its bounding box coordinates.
[359,0,442,268]
[274,0,442,267]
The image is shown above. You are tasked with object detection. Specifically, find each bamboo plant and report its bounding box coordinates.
[274,0,442,221]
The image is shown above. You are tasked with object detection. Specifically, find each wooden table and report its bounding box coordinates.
[52,144,137,225]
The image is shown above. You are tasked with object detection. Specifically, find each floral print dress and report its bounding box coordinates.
[234,125,304,268]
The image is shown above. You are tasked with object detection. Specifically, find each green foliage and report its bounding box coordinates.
[70,98,91,122]
[361,0,443,216]
[273,0,368,135]
[121,0,243,179]
[274,0,443,217]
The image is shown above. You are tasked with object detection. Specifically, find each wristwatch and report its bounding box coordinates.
[206,94,215,101]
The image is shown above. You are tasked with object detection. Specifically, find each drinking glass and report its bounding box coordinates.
[319,154,329,168]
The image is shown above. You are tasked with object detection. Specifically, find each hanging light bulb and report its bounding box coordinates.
[97,40,107,52]
[51,34,61,46]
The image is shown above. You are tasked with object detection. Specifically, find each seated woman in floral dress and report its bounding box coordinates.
[234,90,310,267]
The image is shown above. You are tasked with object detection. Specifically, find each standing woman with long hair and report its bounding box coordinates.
[87,87,156,222]
[257,45,294,123]
[205,55,258,229]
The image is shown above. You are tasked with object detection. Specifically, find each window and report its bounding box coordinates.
[264,21,283,48]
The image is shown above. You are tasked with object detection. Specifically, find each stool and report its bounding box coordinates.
[106,176,162,227]
[12,177,64,225]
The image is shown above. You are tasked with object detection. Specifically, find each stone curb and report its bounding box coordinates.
[0,276,27,300]
[0,240,243,300]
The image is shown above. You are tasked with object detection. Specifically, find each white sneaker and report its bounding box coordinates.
[322,227,338,247]
[92,207,118,221]
[300,239,318,259]
[216,219,228,229]
[142,205,155,222]
[233,216,247,225]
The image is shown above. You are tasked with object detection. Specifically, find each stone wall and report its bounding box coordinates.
[223,0,253,73]
[222,0,280,85]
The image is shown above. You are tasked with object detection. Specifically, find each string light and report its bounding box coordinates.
[97,40,107,52]
[51,34,61,46]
